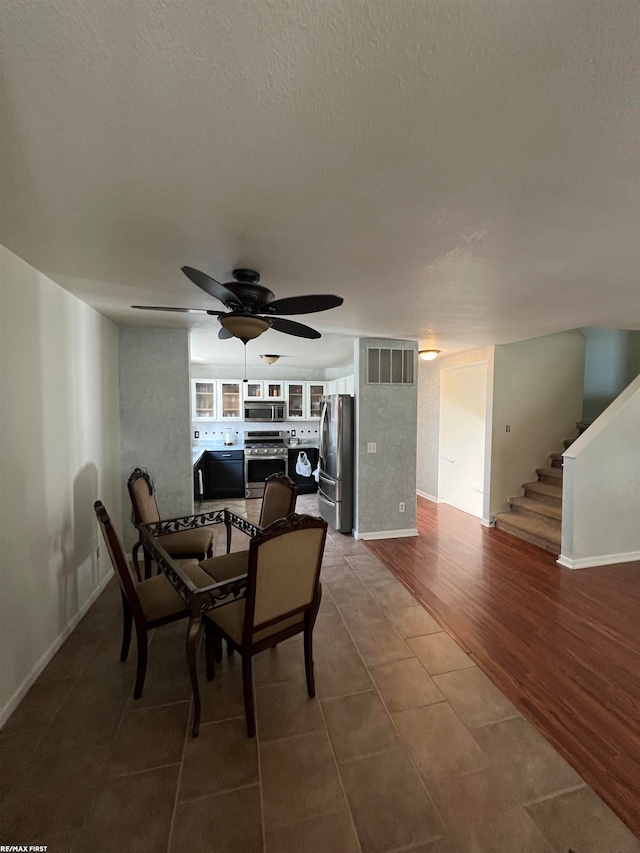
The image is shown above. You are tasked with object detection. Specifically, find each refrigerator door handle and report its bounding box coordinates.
[318,490,336,508]
[319,471,337,487]
[319,399,328,465]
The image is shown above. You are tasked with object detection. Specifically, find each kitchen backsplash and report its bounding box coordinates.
[193,420,320,445]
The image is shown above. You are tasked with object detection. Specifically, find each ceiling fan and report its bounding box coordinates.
[132,267,344,342]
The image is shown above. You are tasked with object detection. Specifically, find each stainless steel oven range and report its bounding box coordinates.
[244,431,288,499]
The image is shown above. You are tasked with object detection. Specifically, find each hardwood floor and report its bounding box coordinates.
[366,497,640,837]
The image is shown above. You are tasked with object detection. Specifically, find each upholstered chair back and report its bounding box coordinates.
[259,474,297,528]
[245,514,326,637]
[94,501,143,620]
[128,468,161,525]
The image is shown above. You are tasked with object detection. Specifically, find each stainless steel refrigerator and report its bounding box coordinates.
[318,394,354,534]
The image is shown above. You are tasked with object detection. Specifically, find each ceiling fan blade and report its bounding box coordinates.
[218,326,234,340]
[263,294,343,315]
[181,266,243,309]
[266,316,321,339]
[131,305,223,315]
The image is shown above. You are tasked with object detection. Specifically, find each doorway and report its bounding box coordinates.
[438,362,488,518]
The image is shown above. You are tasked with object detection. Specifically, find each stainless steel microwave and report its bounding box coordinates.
[244,401,285,422]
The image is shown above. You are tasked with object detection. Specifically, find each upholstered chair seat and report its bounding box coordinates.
[136,562,213,622]
[200,550,249,583]
[158,528,216,559]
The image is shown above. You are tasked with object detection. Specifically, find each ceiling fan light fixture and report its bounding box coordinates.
[260,354,281,364]
[220,314,270,341]
[419,349,440,361]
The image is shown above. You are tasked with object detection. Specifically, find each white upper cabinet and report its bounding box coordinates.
[244,381,264,400]
[344,374,355,396]
[285,382,305,419]
[264,380,285,400]
[307,383,326,419]
[192,379,217,420]
[218,381,242,419]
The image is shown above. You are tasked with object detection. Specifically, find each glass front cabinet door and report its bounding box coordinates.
[244,381,264,400]
[285,383,304,419]
[192,379,216,420]
[219,382,242,419]
[307,383,326,419]
[265,381,284,400]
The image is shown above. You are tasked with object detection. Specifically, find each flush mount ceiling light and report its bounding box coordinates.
[419,349,440,361]
[260,354,281,364]
[219,314,271,342]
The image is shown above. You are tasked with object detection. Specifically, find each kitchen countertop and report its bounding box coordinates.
[192,442,318,466]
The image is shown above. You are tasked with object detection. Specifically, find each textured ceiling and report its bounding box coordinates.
[1,0,638,368]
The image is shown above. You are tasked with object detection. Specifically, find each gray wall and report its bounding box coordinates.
[120,328,193,549]
[582,328,640,422]
[354,338,418,537]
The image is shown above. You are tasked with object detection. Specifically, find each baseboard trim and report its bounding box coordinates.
[0,571,113,729]
[355,528,419,541]
[416,490,441,503]
[557,550,640,570]
[480,517,495,528]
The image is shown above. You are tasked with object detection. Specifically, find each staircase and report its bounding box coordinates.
[494,422,591,555]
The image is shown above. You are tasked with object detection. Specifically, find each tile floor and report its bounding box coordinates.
[1,494,638,852]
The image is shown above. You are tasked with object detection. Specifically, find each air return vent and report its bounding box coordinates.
[366,347,414,385]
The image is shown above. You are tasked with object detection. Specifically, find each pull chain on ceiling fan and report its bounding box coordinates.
[132,267,344,342]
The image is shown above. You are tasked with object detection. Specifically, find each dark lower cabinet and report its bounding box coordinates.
[193,455,206,502]
[288,447,319,495]
[205,450,245,499]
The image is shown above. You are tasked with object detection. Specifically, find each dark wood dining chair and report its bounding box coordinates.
[203,513,327,737]
[94,500,214,700]
[128,467,215,579]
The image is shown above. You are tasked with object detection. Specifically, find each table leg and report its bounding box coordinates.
[186,615,203,737]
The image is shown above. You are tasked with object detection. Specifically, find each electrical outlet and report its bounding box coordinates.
[505,424,511,433]
[194,430,200,439]
[367,442,377,453]
[399,501,406,513]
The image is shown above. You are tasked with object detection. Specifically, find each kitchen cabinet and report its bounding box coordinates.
[285,382,305,418]
[244,381,264,400]
[205,450,245,499]
[344,374,355,396]
[192,379,217,421]
[307,383,326,419]
[193,454,206,502]
[265,380,284,400]
[218,381,242,419]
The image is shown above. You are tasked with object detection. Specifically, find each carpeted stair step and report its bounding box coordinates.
[563,439,573,450]
[536,466,563,485]
[523,480,562,507]
[509,496,562,524]
[550,453,563,469]
[494,511,561,554]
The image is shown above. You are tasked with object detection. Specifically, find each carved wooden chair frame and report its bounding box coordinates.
[204,512,327,737]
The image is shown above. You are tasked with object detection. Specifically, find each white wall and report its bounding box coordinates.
[490,330,585,517]
[560,374,640,569]
[582,328,640,422]
[439,363,488,518]
[416,347,494,521]
[0,245,121,726]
